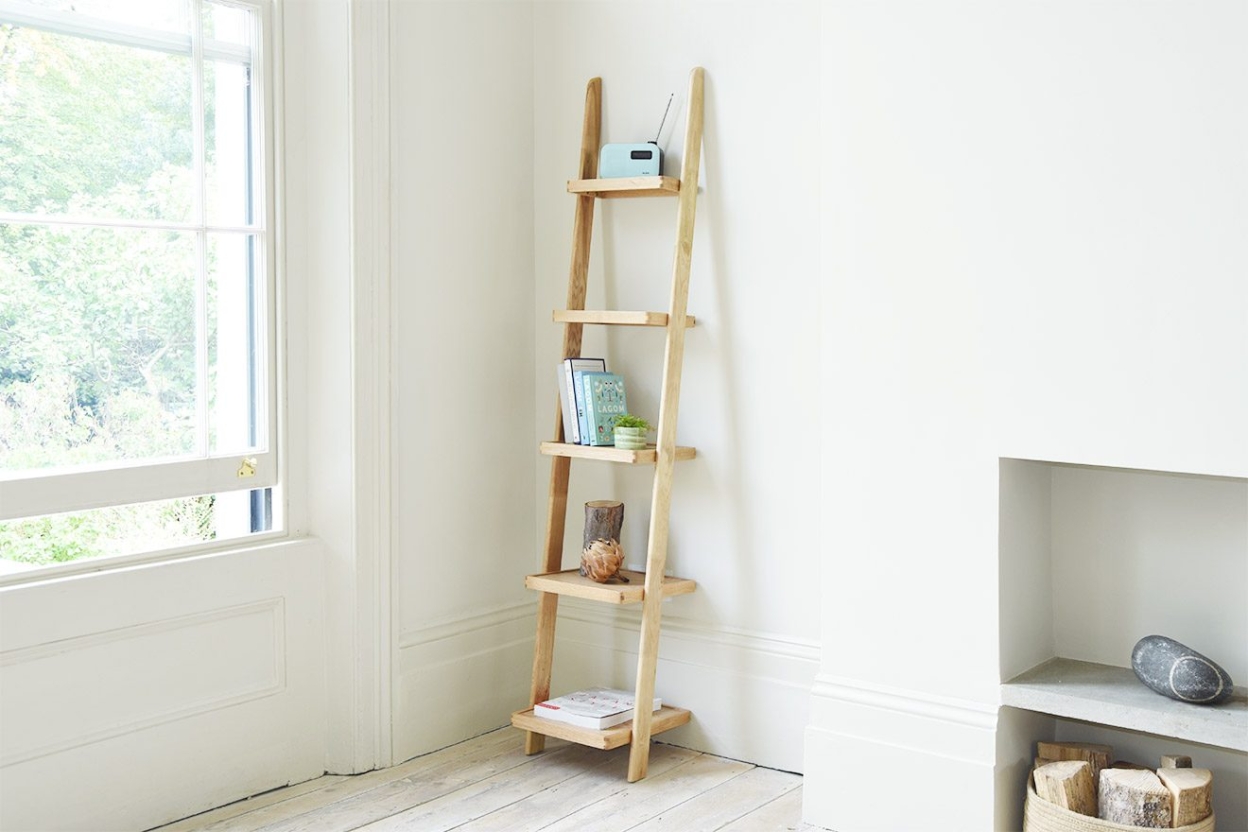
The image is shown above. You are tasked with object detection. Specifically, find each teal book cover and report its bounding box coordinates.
[580,372,628,447]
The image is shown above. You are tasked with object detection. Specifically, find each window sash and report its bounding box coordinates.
[0,0,252,63]
[0,453,278,521]
[0,0,278,525]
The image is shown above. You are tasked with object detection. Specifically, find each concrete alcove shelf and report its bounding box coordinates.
[1002,657,1248,752]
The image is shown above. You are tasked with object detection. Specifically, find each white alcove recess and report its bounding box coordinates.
[996,459,1247,830]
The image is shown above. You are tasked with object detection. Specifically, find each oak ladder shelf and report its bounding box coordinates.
[511,67,705,783]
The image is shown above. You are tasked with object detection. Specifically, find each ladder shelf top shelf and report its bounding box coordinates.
[539,442,696,464]
[525,569,696,605]
[511,705,692,751]
[554,310,697,328]
[567,176,680,199]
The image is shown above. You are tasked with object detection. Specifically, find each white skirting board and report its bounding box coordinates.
[395,601,818,775]
[803,674,999,832]
[393,602,536,764]
[552,602,821,774]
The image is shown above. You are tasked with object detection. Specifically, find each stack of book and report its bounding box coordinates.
[533,686,662,730]
[556,358,630,447]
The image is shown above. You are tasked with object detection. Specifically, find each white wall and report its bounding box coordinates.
[531,1,823,773]
[388,0,539,762]
[1049,465,1247,681]
[812,3,1248,830]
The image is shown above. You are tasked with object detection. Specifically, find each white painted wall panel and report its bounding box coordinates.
[1,600,283,767]
[388,0,537,760]
[0,541,326,831]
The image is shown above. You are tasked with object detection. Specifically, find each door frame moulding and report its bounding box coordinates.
[336,0,395,773]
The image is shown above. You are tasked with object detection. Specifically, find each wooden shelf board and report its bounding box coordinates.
[525,569,696,605]
[1001,657,1248,752]
[553,310,697,328]
[539,442,696,464]
[567,176,680,198]
[511,705,691,750]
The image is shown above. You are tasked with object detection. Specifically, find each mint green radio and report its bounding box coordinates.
[597,92,675,178]
[599,142,662,178]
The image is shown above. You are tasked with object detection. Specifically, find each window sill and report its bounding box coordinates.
[0,530,297,589]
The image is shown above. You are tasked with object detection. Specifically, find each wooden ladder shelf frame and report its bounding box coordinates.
[513,67,705,783]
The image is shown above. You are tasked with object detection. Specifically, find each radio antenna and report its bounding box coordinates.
[651,93,674,145]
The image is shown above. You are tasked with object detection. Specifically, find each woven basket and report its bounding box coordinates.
[1025,783,1215,832]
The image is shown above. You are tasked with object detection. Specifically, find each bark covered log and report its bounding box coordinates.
[583,500,624,548]
[581,501,627,583]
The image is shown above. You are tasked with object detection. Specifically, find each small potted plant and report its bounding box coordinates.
[612,413,653,450]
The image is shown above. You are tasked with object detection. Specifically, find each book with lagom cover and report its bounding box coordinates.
[580,371,628,446]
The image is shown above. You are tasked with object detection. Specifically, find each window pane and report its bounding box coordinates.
[0,487,273,572]
[13,0,189,34]
[0,25,195,222]
[0,224,199,472]
[207,232,263,454]
[205,56,253,227]
[203,1,251,47]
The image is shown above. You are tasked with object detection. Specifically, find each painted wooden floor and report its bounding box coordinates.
[151,728,820,831]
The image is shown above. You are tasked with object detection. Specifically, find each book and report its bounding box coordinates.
[533,687,662,730]
[572,368,592,444]
[560,357,605,444]
[580,371,628,447]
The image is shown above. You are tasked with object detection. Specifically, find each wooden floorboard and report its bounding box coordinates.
[152,728,822,831]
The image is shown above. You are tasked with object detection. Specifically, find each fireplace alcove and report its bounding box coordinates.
[996,459,1247,829]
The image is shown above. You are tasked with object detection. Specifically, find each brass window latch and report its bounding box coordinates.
[237,457,258,478]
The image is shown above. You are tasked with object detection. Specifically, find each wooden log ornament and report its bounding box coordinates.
[581,500,629,583]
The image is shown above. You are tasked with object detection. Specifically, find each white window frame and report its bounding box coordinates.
[0,0,280,524]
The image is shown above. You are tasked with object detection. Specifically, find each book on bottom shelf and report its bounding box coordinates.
[579,371,628,447]
[534,687,661,730]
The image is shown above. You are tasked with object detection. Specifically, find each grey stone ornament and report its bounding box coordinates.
[1131,634,1234,705]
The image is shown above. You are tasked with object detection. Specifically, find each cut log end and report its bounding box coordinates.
[1160,754,1193,769]
[1037,741,1114,781]
[1033,760,1096,817]
[1098,769,1173,829]
[1157,768,1213,827]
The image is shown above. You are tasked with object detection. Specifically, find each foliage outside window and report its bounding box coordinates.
[0,0,278,572]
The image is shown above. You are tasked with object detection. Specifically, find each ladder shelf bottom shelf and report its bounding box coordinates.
[540,442,696,464]
[525,569,696,604]
[511,705,692,751]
